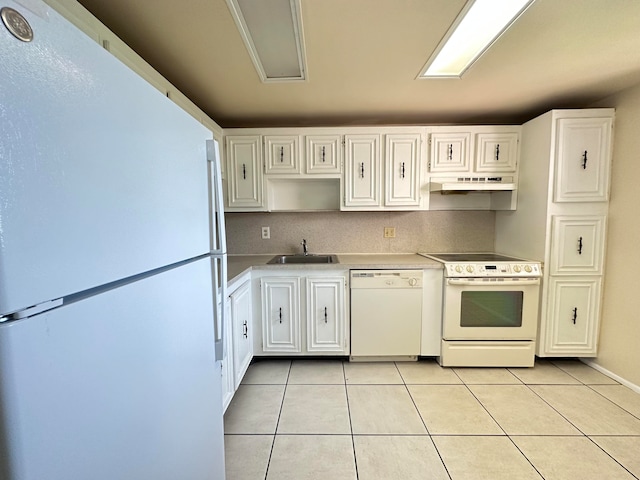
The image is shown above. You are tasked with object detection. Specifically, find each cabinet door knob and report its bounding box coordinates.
[572,307,578,324]
[324,306,328,323]
[401,162,405,179]
[578,236,583,255]
[279,307,283,324]
[359,162,365,178]
[447,144,453,161]
[582,150,588,169]
[243,320,248,338]
[321,146,326,163]
[495,144,500,161]
[242,163,247,180]
[280,146,284,162]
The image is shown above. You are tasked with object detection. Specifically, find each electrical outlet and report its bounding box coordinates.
[384,227,396,238]
[261,226,270,239]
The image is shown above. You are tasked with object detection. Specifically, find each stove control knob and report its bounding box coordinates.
[466,265,474,273]
[524,265,533,273]
[455,265,463,273]
[513,265,522,273]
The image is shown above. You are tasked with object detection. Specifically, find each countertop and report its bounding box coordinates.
[227,253,442,287]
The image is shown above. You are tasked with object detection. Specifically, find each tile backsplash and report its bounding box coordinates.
[225,211,495,255]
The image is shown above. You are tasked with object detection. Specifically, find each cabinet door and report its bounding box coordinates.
[475,132,518,173]
[343,134,381,207]
[306,277,346,353]
[554,117,612,202]
[261,277,301,352]
[226,135,264,209]
[429,132,470,172]
[305,135,342,174]
[543,277,601,356]
[385,133,421,207]
[220,297,234,412]
[231,280,253,387]
[550,216,606,275]
[265,135,300,174]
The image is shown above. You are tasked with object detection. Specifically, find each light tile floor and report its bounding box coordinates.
[224,359,640,480]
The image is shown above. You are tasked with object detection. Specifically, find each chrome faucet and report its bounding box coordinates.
[301,239,308,256]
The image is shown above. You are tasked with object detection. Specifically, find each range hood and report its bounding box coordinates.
[430,176,517,193]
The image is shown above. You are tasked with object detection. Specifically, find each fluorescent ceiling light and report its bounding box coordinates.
[419,0,534,78]
[226,0,307,82]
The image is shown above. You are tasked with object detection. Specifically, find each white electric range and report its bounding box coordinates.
[420,253,542,367]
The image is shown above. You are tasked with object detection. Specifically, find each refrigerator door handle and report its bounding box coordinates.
[211,254,226,361]
[207,139,227,255]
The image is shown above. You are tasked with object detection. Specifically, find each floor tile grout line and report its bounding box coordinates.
[342,361,360,480]
[584,434,640,480]
[397,362,453,480]
[551,359,621,386]
[584,383,640,421]
[262,360,292,480]
[522,382,590,437]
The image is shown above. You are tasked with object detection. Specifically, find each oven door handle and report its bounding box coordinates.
[447,278,540,286]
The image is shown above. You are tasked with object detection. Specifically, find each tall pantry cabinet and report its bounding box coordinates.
[495,109,614,357]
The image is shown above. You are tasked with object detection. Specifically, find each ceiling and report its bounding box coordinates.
[76,0,640,128]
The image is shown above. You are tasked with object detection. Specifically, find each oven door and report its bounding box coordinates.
[443,277,540,340]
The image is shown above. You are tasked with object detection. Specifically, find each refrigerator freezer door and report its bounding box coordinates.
[0,258,225,480]
[0,0,211,316]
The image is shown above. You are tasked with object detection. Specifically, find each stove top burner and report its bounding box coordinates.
[425,253,524,262]
[419,252,542,278]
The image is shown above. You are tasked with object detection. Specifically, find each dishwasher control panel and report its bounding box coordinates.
[350,270,422,289]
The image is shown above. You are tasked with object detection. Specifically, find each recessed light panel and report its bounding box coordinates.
[226,0,307,82]
[420,0,534,78]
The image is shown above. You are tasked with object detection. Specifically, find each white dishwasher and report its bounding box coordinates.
[350,270,423,360]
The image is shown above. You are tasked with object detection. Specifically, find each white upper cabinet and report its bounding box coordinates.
[554,117,613,202]
[305,135,342,174]
[265,135,301,174]
[225,135,265,210]
[385,133,421,207]
[343,134,382,208]
[475,132,518,173]
[429,131,471,173]
[429,127,520,176]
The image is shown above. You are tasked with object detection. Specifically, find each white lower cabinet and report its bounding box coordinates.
[261,276,301,352]
[541,276,601,356]
[220,296,234,412]
[231,280,253,386]
[257,270,348,355]
[221,274,253,413]
[306,277,346,352]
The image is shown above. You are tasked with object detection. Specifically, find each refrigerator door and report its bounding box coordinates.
[0,258,225,480]
[0,0,211,317]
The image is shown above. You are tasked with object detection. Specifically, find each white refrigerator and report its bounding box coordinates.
[0,1,226,479]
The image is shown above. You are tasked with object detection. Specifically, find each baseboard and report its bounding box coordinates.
[580,358,640,394]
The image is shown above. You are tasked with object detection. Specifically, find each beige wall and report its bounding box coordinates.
[225,210,495,255]
[591,84,640,387]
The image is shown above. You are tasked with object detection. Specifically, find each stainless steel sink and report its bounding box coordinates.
[267,254,339,264]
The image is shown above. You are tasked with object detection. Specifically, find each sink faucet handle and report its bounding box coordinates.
[301,239,308,255]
